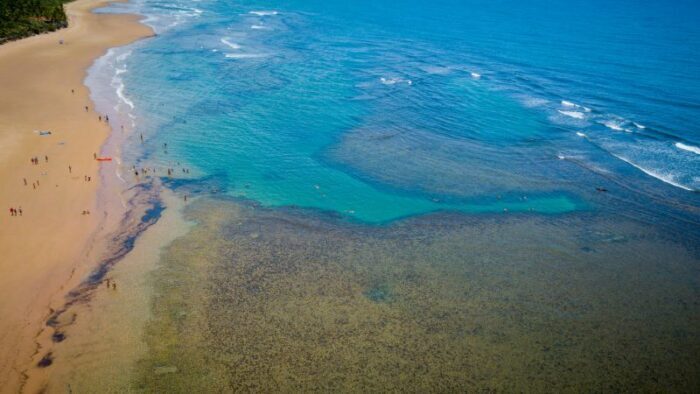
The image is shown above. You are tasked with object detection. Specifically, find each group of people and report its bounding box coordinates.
[29,156,46,165]
[166,167,191,176]
[132,165,191,178]
[8,207,23,216]
[104,279,117,291]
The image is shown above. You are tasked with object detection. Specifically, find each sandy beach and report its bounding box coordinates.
[0,0,152,391]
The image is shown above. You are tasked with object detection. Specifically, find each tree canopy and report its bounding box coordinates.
[0,0,71,44]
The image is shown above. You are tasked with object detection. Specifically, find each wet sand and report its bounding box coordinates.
[0,0,152,391]
[36,190,191,393]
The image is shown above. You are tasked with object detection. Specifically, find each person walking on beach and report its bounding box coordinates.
[23,178,27,186]
[85,106,89,112]
[68,165,72,173]
[45,155,48,163]
[9,208,14,216]
[18,207,22,216]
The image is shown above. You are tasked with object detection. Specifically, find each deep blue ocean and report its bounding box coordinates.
[89,0,700,224]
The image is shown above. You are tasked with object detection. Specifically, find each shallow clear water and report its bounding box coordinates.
[95,0,700,223]
[78,0,700,390]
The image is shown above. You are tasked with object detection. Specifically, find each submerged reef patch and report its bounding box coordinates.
[136,197,700,392]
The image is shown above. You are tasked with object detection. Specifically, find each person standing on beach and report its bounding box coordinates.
[85,106,89,112]
[9,208,14,216]
[68,165,72,173]
[23,178,27,186]
[18,207,22,216]
[45,155,48,163]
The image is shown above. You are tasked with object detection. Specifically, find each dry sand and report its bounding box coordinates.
[0,0,152,391]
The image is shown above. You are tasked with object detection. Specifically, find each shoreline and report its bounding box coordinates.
[0,0,153,391]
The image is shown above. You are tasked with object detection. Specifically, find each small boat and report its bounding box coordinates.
[96,157,112,161]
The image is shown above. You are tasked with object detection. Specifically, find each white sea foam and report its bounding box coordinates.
[116,49,132,62]
[561,100,576,107]
[558,110,585,119]
[470,72,481,79]
[115,81,135,109]
[602,120,625,131]
[107,48,135,110]
[633,122,646,129]
[520,96,548,108]
[576,132,587,138]
[225,53,267,59]
[251,24,266,29]
[249,10,278,16]
[220,38,241,50]
[380,77,412,86]
[675,142,700,155]
[612,154,693,191]
[561,100,590,112]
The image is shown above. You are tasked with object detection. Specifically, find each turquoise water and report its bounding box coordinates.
[90,0,700,224]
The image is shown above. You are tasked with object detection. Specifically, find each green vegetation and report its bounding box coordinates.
[0,0,71,44]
